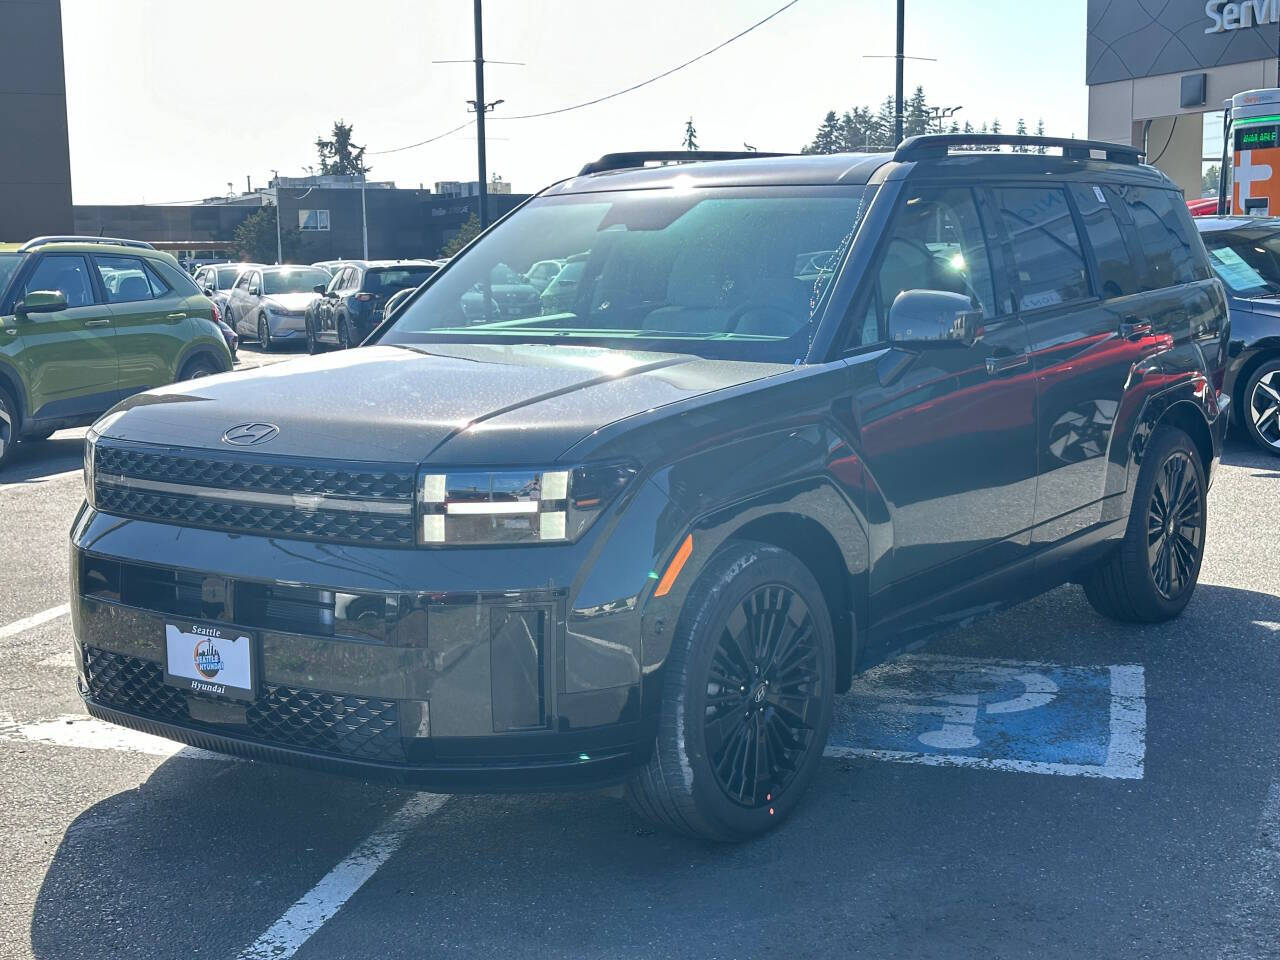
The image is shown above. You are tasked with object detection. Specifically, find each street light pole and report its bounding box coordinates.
[894,0,905,145]
[473,0,489,229]
[361,170,369,259]
[271,169,282,265]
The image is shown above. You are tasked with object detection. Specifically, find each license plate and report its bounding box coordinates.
[163,619,256,701]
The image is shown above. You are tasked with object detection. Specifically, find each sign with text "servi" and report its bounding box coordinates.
[1206,0,1280,33]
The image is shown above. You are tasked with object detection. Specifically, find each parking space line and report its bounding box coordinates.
[236,793,448,960]
[0,602,70,641]
[0,713,228,760]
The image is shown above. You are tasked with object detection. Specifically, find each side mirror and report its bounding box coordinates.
[888,289,982,347]
[15,290,69,319]
[313,284,326,294]
[203,286,215,297]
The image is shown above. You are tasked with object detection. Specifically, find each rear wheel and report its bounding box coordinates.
[0,386,17,468]
[626,541,835,841]
[1083,425,1206,622]
[257,315,273,352]
[1242,358,1280,456]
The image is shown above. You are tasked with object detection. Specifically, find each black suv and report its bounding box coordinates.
[72,137,1229,841]
[306,260,439,352]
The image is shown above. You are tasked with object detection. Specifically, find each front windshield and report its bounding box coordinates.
[263,267,331,295]
[381,186,872,362]
[0,254,20,299]
[216,266,242,288]
[1202,229,1280,297]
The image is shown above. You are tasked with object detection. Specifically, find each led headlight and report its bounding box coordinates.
[416,464,636,545]
[83,427,98,509]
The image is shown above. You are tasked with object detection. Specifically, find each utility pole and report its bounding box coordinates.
[473,0,489,229]
[361,170,369,259]
[271,169,282,265]
[894,0,905,146]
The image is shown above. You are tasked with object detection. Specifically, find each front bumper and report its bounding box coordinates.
[266,314,306,337]
[71,505,656,791]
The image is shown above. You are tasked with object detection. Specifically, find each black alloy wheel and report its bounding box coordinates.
[258,315,273,352]
[337,317,352,350]
[0,386,15,468]
[180,358,219,381]
[626,541,835,841]
[705,584,825,808]
[1146,450,1203,600]
[1244,361,1280,455]
[1083,425,1206,622]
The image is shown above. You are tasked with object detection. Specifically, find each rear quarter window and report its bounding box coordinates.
[1068,183,1141,299]
[1109,186,1209,290]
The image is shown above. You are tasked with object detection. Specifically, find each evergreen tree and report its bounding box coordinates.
[683,117,698,151]
[233,205,300,264]
[1035,118,1047,154]
[874,96,897,148]
[442,213,482,258]
[804,111,840,154]
[315,120,369,177]
[905,86,930,138]
[1014,117,1028,152]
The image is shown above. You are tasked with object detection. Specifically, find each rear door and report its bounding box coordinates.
[845,184,1038,637]
[93,254,187,394]
[989,183,1152,543]
[4,253,118,419]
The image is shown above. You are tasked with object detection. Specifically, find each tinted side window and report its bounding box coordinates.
[853,186,995,348]
[1068,183,1140,299]
[1111,186,1207,289]
[991,186,1089,311]
[23,254,95,307]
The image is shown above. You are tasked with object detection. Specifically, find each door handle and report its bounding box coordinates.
[1119,318,1152,339]
[985,351,1030,376]
[166,313,187,321]
[83,319,110,327]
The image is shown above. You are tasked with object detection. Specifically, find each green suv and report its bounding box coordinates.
[0,237,232,468]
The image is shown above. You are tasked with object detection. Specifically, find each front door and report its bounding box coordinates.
[4,253,118,420]
[844,184,1038,642]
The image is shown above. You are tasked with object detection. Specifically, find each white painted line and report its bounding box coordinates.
[236,793,447,960]
[822,744,1144,779]
[0,602,70,641]
[0,468,83,489]
[1105,664,1146,779]
[0,713,228,761]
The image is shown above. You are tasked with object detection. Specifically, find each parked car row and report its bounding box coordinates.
[305,260,440,353]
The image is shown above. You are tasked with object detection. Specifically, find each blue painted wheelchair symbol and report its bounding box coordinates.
[825,654,1146,779]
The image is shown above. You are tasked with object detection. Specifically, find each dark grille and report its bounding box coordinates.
[82,646,405,763]
[96,444,414,500]
[95,484,415,547]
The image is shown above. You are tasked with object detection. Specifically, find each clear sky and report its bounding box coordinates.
[61,0,1090,204]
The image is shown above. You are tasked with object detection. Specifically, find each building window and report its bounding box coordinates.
[299,209,330,231]
[1203,110,1226,200]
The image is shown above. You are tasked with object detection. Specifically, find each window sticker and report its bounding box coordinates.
[1209,245,1266,290]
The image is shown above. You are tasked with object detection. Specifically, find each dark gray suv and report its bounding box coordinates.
[72,136,1229,840]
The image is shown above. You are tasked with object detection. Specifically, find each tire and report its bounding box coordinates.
[0,385,18,469]
[180,356,219,381]
[625,541,836,841]
[1241,358,1280,456]
[337,317,352,350]
[257,315,273,352]
[1083,425,1207,623]
[305,318,322,355]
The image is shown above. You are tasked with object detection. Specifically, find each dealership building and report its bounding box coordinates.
[1088,0,1280,198]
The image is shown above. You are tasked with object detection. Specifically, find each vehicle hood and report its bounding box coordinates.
[97,343,790,464]
[263,292,318,312]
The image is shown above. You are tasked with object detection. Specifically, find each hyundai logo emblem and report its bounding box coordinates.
[221,422,280,446]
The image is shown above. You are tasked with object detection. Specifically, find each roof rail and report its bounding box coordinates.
[20,235,156,251]
[894,134,1144,165]
[578,150,792,176]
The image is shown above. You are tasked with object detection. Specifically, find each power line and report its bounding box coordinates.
[366,0,802,155]
[495,0,802,120]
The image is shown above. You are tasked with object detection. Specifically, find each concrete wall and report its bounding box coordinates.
[0,0,73,239]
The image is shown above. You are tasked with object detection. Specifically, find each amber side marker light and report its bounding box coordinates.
[654,535,694,598]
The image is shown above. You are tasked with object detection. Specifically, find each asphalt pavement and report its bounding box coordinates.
[1,388,1278,959]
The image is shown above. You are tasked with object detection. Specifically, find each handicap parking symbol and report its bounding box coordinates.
[825,654,1146,779]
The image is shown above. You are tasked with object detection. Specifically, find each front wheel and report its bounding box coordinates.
[0,386,17,468]
[305,318,322,355]
[337,317,352,350]
[1242,358,1280,455]
[1083,425,1206,622]
[257,315,273,352]
[626,541,835,841]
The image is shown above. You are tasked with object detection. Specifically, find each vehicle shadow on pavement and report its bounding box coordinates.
[0,436,85,485]
[28,584,1280,960]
